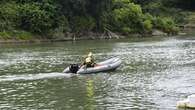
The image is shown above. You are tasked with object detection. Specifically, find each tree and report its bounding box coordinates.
[18,3,56,34]
[112,0,144,33]
[0,2,19,31]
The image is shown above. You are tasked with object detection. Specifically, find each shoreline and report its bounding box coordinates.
[0,30,181,44]
[0,33,128,44]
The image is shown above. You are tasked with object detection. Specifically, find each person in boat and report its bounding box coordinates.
[82,52,95,68]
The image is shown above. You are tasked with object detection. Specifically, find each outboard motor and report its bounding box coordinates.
[69,64,79,73]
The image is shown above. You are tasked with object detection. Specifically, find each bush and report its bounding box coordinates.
[143,19,153,32]
[121,27,132,34]
[0,30,33,40]
[71,16,96,34]
[0,2,19,31]
[12,30,33,40]
[153,17,178,34]
[0,31,12,39]
[18,3,56,34]
[112,1,144,33]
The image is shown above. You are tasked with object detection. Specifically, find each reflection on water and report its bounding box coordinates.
[0,36,195,110]
[85,79,95,110]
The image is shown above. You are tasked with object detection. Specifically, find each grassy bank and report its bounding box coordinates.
[0,31,33,40]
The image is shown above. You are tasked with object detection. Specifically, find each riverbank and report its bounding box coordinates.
[0,32,119,44]
[0,29,176,44]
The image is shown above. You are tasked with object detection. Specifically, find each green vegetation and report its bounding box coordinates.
[0,31,33,40]
[0,0,194,40]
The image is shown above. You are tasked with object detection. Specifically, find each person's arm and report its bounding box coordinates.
[90,57,93,62]
[81,56,87,65]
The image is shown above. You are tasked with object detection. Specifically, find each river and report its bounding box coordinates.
[0,36,194,110]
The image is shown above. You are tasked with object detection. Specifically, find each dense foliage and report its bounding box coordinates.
[0,0,192,39]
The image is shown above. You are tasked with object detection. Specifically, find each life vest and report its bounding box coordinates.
[85,57,92,63]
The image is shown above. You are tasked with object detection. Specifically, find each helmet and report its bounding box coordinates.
[88,52,93,57]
